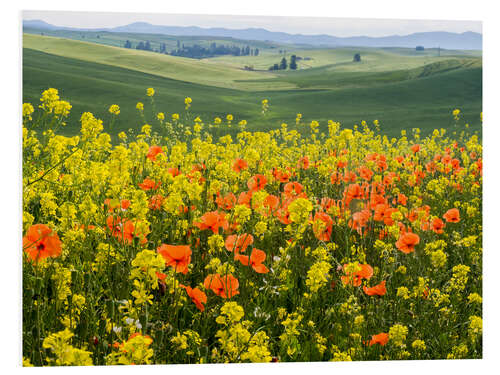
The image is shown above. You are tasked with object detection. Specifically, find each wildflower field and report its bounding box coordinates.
[22,88,482,366]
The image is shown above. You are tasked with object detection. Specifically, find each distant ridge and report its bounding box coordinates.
[23,19,483,50]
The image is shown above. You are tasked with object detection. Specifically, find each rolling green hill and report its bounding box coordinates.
[23,34,294,90]
[23,27,282,53]
[22,33,482,139]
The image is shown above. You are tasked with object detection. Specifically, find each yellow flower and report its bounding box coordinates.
[146,87,155,97]
[23,103,35,120]
[411,339,426,351]
[389,324,408,347]
[108,104,120,115]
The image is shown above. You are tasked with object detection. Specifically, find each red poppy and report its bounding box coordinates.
[349,209,371,235]
[149,194,164,210]
[373,205,396,226]
[216,192,237,211]
[225,233,254,253]
[376,157,388,171]
[272,168,291,183]
[106,216,140,244]
[368,333,389,346]
[234,248,269,273]
[442,155,452,164]
[139,177,160,190]
[247,174,267,192]
[363,280,387,296]
[156,272,167,282]
[275,207,291,225]
[397,194,408,206]
[262,195,279,216]
[283,182,303,198]
[431,217,445,234]
[23,224,62,263]
[194,211,229,234]
[233,158,248,172]
[312,212,334,241]
[370,194,386,210]
[204,274,239,299]
[298,156,310,169]
[396,232,420,254]
[157,244,192,274]
[407,210,418,223]
[345,184,363,204]
[168,167,181,177]
[330,172,342,185]
[341,263,373,287]
[237,191,253,207]
[343,170,357,183]
[180,285,207,311]
[425,161,437,173]
[104,199,131,212]
[358,165,374,181]
[373,204,389,222]
[411,144,421,153]
[146,145,163,161]
[75,224,96,232]
[443,208,460,223]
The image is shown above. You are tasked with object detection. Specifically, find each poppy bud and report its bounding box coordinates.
[158,281,167,296]
[271,357,279,362]
[93,336,99,346]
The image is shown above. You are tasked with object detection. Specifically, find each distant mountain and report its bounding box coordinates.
[23,19,62,30]
[23,19,482,50]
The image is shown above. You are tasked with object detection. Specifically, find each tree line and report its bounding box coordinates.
[269,55,298,71]
[124,40,260,59]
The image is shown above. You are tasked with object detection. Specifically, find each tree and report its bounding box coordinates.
[177,40,181,48]
[353,53,361,62]
[280,57,288,70]
[145,41,152,51]
[136,41,145,50]
[290,55,297,70]
[124,40,132,49]
[254,48,259,56]
[416,46,425,51]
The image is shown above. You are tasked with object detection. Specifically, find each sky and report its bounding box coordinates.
[22,10,482,37]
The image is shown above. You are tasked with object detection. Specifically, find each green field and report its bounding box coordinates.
[22,33,482,138]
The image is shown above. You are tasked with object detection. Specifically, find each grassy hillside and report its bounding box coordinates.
[22,33,482,139]
[23,49,481,139]
[23,34,294,90]
[204,46,480,71]
[23,27,282,52]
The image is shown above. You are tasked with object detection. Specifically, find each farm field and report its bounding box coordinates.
[22,87,482,366]
[23,33,482,138]
[21,21,483,367]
